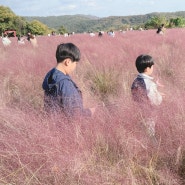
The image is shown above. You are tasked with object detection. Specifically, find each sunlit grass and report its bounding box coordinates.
[0,29,185,184]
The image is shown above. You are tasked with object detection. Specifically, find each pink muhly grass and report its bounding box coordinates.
[0,29,185,184]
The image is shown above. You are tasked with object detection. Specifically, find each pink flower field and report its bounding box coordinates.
[0,29,185,184]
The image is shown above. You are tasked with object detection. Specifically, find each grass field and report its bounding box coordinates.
[0,28,185,184]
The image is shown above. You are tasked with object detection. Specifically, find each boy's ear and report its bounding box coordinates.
[144,67,149,72]
[64,58,71,66]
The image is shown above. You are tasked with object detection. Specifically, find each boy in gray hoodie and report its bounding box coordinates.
[131,54,163,137]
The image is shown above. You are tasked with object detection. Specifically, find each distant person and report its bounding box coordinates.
[89,31,95,37]
[139,27,143,31]
[30,35,38,47]
[27,33,38,47]
[98,31,103,37]
[51,31,56,36]
[107,30,115,37]
[131,54,164,137]
[42,43,95,118]
[17,35,25,45]
[27,32,32,41]
[2,34,11,47]
[156,24,166,34]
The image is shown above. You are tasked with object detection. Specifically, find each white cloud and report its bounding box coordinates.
[68,4,76,10]
[0,0,185,17]
[86,1,96,7]
[78,0,97,7]
[58,4,76,11]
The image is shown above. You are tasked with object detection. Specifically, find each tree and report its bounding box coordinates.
[58,25,68,34]
[169,17,185,28]
[26,20,50,35]
[13,16,27,36]
[0,6,29,36]
[144,16,167,29]
[0,6,16,34]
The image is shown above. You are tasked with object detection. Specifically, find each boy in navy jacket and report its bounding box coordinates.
[42,43,95,118]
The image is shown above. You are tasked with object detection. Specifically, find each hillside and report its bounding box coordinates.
[24,11,185,33]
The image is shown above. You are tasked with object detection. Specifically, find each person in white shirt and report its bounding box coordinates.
[131,54,164,137]
[2,34,11,47]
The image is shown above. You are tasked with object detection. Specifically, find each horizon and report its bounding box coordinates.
[20,10,185,19]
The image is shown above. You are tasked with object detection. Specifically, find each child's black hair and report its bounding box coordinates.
[135,54,154,73]
[56,43,81,63]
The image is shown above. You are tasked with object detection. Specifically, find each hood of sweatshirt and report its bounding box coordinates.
[42,68,71,91]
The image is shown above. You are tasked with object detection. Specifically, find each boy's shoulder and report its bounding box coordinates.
[131,75,148,103]
[131,76,146,89]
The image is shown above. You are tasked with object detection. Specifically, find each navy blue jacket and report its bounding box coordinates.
[42,68,91,117]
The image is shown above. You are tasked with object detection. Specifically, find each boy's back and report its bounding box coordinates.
[131,73,162,106]
[131,75,148,103]
[131,54,163,137]
[131,54,163,106]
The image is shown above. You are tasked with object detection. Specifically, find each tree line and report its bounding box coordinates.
[0,6,67,36]
[1,5,185,37]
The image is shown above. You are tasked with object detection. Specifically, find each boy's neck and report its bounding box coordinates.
[143,71,151,76]
[56,64,67,75]
[139,73,153,79]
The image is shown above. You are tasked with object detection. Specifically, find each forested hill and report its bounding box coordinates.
[24,11,185,33]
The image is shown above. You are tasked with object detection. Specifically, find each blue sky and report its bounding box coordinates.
[0,0,185,17]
